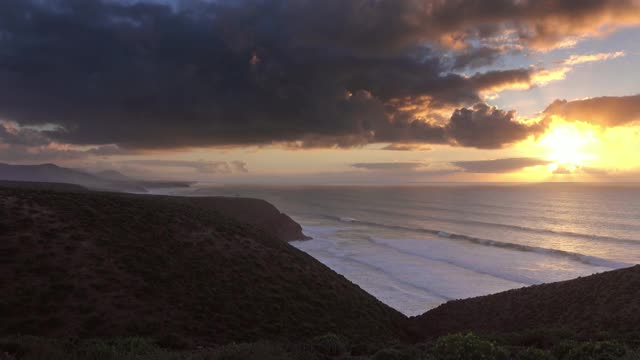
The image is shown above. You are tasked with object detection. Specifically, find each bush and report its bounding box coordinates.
[351,342,383,356]
[73,337,168,360]
[498,329,576,349]
[515,348,556,360]
[562,341,629,360]
[551,341,580,360]
[311,333,347,356]
[0,336,177,360]
[372,347,415,360]
[212,341,318,360]
[214,342,287,360]
[432,333,507,360]
[156,334,192,350]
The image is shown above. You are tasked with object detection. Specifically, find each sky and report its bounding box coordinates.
[1,0,640,184]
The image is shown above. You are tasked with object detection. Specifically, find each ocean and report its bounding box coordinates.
[179,184,640,316]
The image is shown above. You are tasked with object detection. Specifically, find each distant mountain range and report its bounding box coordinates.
[0,162,193,193]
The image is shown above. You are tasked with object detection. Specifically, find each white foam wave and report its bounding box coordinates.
[327,216,632,269]
[291,225,630,316]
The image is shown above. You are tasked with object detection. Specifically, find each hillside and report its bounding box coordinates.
[0,163,143,192]
[182,196,310,242]
[0,185,407,345]
[411,265,640,342]
[0,163,192,193]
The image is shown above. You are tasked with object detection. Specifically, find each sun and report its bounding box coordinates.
[539,122,599,171]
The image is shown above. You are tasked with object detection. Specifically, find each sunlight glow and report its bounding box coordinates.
[540,122,599,170]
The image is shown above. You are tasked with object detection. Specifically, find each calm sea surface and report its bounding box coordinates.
[176,184,640,316]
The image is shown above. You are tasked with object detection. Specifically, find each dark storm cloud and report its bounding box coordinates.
[0,142,125,162]
[0,0,633,152]
[453,157,551,173]
[0,122,51,147]
[450,46,505,71]
[446,103,548,149]
[265,0,640,53]
[544,95,640,127]
[0,121,128,160]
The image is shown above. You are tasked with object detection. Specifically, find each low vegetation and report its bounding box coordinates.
[0,185,406,345]
[411,265,640,344]
[1,333,639,360]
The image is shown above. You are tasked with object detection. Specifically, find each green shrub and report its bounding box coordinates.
[0,336,68,360]
[311,333,347,356]
[372,347,415,360]
[156,334,192,350]
[498,329,576,349]
[562,341,629,360]
[1,336,175,360]
[432,333,507,360]
[67,337,170,360]
[551,340,579,359]
[212,341,318,360]
[515,347,556,360]
[351,342,383,356]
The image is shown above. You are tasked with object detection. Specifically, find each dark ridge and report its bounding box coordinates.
[183,196,310,242]
[411,265,640,341]
[94,170,133,182]
[0,163,147,192]
[0,180,88,192]
[0,186,407,345]
[0,163,194,193]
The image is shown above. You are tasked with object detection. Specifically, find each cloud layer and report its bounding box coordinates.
[352,162,426,171]
[1,0,636,155]
[544,95,640,127]
[122,160,249,174]
[453,157,551,173]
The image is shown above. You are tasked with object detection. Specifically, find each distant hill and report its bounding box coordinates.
[94,170,133,182]
[0,163,145,192]
[0,163,124,190]
[411,265,640,341]
[0,180,88,192]
[0,185,407,345]
[0,163,192,193]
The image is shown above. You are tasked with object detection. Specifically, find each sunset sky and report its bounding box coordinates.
[1,0,640,184]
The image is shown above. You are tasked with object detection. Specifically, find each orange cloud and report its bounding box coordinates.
[530,67,573,86]
[560,51,625,66]
[544,95,640,127]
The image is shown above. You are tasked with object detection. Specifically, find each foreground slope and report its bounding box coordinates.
[0,185,406,344]
[412,265,640,341]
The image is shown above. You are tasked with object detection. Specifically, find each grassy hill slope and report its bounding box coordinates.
[412,265,640,342]
[0,185,407,345]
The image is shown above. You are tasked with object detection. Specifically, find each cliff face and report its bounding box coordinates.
[411,265,640,341]
[185,197,309,242]
[0,185,406,345]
